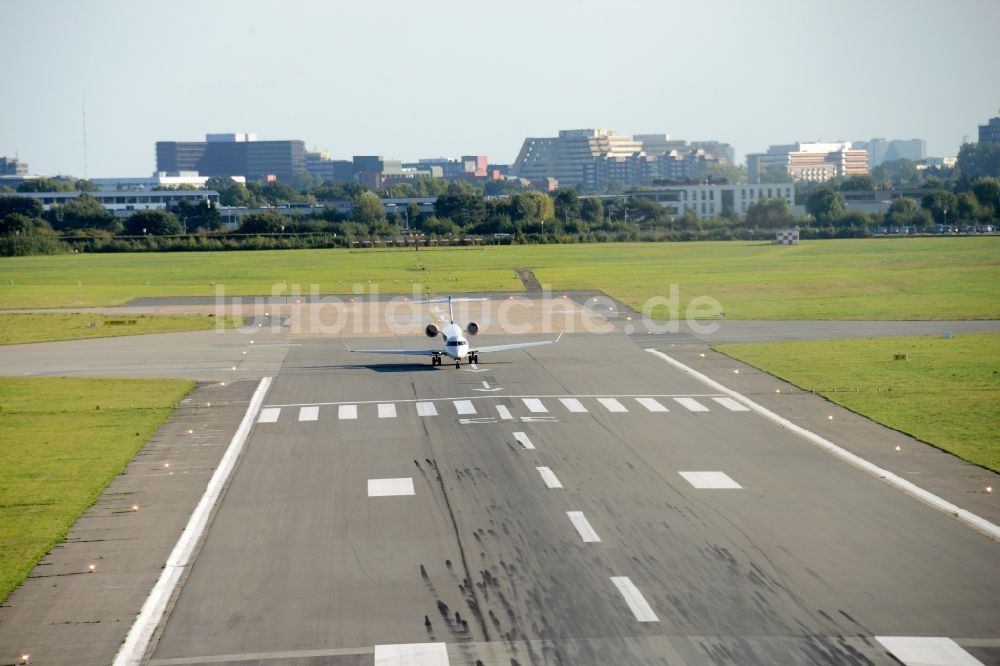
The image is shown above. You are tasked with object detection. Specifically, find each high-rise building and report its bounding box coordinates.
[852,138,926,166]
[512,129,644,188]
[979,112,1000,144]
[1,155,30,176]
[746,142,869,183]
[155,134,305,182]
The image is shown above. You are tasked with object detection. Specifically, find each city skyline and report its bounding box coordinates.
[1,0,998,178]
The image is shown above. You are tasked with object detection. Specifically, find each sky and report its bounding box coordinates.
[1,0,998,178]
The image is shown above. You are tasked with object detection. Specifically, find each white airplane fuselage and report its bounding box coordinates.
[441,323,470,361]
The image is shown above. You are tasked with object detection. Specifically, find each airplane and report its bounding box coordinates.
[344,295,562,368]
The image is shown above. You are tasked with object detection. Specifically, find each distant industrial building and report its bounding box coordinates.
[11,189,219,217]
[979,112,1000,144]
[1,156,29,176]
[747,142,869,183]
[852,138,926,167]
[511,129,733,190]
[155,133,305,182]
[619,182,794,220]
[90,172,245,191]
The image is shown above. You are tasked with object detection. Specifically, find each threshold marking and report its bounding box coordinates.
[338,404,357,420]
[875,637,983,666]
[453,400,476,415]
[679,471,742,489]
[513,431,535,450]
[636,397,669,412]
[598,397,628,412]
[560,398,588,413]
[610,576,659,622]
[496,404,513,420]
[298,406,319,422]
[257,407,280,423]
[368,478,415,497]
[712,396,750,412]
[377,403,397,418]
[522,398,548,413]
[416,401,437,417]
[374,642,450,666]
[674,397,709,412]
[536,466,563,488]
[567,511,601,542]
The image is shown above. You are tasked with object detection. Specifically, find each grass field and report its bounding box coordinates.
[0,312,230,345]
[716,332,1000,472]
[0,377,194,602]
[1,238,998,319]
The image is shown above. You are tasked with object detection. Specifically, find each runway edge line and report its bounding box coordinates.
[112,376,274,666]
[645,349,1000,541]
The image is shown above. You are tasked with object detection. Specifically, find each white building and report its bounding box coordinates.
[614,182,795,220]
[90,172,245,191]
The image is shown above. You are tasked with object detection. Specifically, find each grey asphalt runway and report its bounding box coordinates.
[143,332,999,665]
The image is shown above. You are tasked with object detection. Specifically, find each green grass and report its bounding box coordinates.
[0,377,194,602]
[0,312,231,345]
[716,333,1000,472]
[1,238,998,319]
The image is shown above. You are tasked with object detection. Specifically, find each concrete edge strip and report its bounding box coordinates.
[645,349,1000,540]
[112,376,274,666]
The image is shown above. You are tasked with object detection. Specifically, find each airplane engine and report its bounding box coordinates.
[425,323,439,338]
[466,322,479,336]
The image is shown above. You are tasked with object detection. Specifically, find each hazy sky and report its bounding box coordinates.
[2,0,998,177]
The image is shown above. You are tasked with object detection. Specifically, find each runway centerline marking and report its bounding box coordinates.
[537,466,563,488]
[513,431,535,449]
[679,471,742,489]
[636,397,669,412]
[712,396,750,412]
[875,636,983,666]
[297,406,318,422]
[374,642,449,665]
[416,401,437,417]
[377,403,397,418]
[560,398,588,412]
[610,577,659,622]
[338,404,357,420]
[597,397,628,412]
[522,398,548,413]
[567,511,601,542]
[368,478,415,497]
[257,407,280,423]
[453,400,476,415]
[674,397,709,412]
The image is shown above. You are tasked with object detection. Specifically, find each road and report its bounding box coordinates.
[143,332,1000,665]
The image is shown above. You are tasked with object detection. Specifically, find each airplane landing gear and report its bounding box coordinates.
[431,355,441,366]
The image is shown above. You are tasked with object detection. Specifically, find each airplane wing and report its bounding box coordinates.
[343,342,439,356]
[472,332,563,354]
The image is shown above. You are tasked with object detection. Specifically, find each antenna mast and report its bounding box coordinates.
[82,94,89,179]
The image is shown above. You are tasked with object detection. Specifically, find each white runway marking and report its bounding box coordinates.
[297,406,318,422]
[679,471,742,489]
[567,511,601,542]
[338,404,357,420]
[374,642,449,665]
[453,400,476,415]
[610,576,659,622]
[712,396,750,412]
[416,401,437,417]
[875,637,983,666]
[559,398,588,413]
[536,466,563,488]
[257,407,280,423]
[597,397,628,412]
[636,397,669,412]
[513,431,535,450]
[522,398,548,413]
[674,397,709,412]
[377,403,397,418]
[496,404,513,420]
[368,478,415,497]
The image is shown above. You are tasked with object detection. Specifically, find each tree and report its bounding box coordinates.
[353,191,385,227]
[745,197,793,228]
[17,178,75,193]
[238,211,287,234]
[204,176,260,207]
[0,195,43,219]
[885,197,920,228]
[805,187,845,223]
[422,215,460,236]
[920,190,959,225]
[124,209,183,236]
[434,188,485,229]
[955,192,982,223]
[75,179,100,192]
[580,197,604,224]
[957,142,1000,179]
[48,194,117,232]
[871,159,923,188]
[970,177,1000,217]
[839,174,879,191]
[0,213,33,236]
[703,163,747,184]
[552,189,580,223]
[406,202,421,229]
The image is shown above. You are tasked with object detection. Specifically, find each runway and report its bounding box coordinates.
[144,333,1000,665]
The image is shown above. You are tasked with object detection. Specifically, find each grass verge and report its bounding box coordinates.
[1,238,998,319]
[0,313,233,345]
[715,332,1000,472]
[0,377,194,602]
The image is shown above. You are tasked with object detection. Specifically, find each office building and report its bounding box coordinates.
[852,138,926,166]
[155,133,305,182]
[623,182,794,220]
[747,142,869,183]
[979,112,1000,144]
[11,189,219,217]
[512,129,644,188]
[1,156,29,176]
